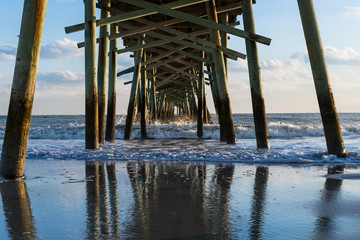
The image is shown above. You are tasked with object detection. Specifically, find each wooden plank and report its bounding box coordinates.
[65,0,210,34]
[1,0,48,179]
[119,0,271,45]
[243,0,270,149]
[105,24,118,142]
[124,36,144,140]
[84,0,99,149]
[133,17,246,60]
[97,0,110,144]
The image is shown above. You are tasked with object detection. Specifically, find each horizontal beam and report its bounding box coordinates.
[65,0,210,34]
[118,0,271,45]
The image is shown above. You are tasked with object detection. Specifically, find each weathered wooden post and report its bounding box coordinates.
[124,36,144,140]
[0,0,48,179]
[150,68,157,121]
[205,0,236,144]
[242,0,270,149]
[220,13,228,78]
[97,0,110,144]
[140,52,147,138]
[197,53,205,138]
[85,0,99,149]
[105,24,118,142]
[297,0,346,156]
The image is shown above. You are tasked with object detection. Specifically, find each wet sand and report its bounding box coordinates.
[1,160,360,240]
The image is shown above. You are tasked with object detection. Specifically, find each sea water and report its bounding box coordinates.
[1,114,360,239]
[0,113,360,163]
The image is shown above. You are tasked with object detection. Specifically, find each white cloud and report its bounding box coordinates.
[228,59,248,72]
[0,45,17,61]
[0,74,3,79]
[40,38,84,59]
[324,46,360,65]
[344,6,360,19]
[36,70,84,86]
[291,46,360,65]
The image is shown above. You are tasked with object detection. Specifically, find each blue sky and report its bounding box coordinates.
[0,0,359,115]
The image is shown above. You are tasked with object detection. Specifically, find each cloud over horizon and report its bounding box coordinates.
[0,45,17,61]
[291,46,360,65]
[40,38,84,59]
[344,6,360,19]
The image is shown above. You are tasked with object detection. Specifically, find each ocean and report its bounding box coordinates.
[1,113,360,239]
[1,113,360,164]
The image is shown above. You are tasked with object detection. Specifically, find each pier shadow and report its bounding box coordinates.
[126,162,235,240]
[249,167,269,240]
[85,161,120,239]
[314,165,344,239]
[0,179,37,240]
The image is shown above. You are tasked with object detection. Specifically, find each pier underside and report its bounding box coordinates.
[0,0,347,179]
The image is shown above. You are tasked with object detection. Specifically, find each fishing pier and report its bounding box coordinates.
[0,0,347,179]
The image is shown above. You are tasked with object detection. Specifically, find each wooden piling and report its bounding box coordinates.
[297,0,346,156]
[197,52,205,138]
[150,68,157,121]
[97,0,110,144]
[242,0,270,149]
[140,52,147,138]
[124,36,144,140]
[206,1,236,144]
[85,0,99,149]
[105,24,118,142]
[0,0,48,179]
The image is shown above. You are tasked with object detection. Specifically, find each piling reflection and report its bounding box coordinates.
[0,180,37,240]
[249,167,269,240]
[314,165,344,239]
[85,161,120,239]
[126,162,235,239]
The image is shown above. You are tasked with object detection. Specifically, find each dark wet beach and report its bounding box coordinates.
[1,160,360,240]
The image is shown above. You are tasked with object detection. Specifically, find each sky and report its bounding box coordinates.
[0,0,359,115]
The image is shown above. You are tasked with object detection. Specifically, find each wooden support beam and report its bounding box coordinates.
[97,0,110,144]
[243,0,270,149]
[105,24,118,142]
[133,16,246,60]
[106,2,242,40]
[297,0,346,157]
[150,68,157,121]
[117,66,134,77]
[0,0,48,179]
[124,36,144,140]
[163,64,197,80]
[116,28,209,54]
[65,0,210,34]
[84,0,99,149]
[198,55,205,138]
[140,52,147,138]
[119,0,271,45]
[160,44,213,65]
[206,0,236,144]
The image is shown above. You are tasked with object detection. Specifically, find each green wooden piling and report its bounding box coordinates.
[140,52,147,138]
[197,52,205,138]
[207,0,236,144]
[220,13,228,78]
[0,0,48,179]
[85,0,99,149]
[150,69,157,121]
[242,0,270,149]
[297,0,346,156]
[124,36,144,140]
[97,0,110,144]
[105,24,118,142]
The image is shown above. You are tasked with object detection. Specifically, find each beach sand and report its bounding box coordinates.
[1,160,360,240]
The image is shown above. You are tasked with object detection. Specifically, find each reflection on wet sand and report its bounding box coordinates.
[85,161,120,239]
[314,165,344,239]
[0,180,37,240]
[249,167,269,240]
[126,162,235,240]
